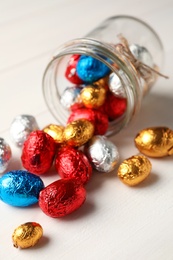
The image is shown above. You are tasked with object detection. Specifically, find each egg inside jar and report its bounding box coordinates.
[62,54,128,136]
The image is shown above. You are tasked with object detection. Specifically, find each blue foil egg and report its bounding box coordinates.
[76,55,111,83]
[0,170,44,207]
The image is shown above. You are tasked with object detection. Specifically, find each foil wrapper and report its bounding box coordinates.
[80,84,107,109]
[84,135,119,172]
[108,71,126,98]
[135,126,173,157]
[0,170,44,207]
[43,124,64,143]
[100,91,127,121]
[55,146,92,185]
[63,119,94,147]
[12,222,43,249]
[10,114,39,146]
[76,55,111,83]
[60,86,82,109]
[65,54,83,84]
[21,130,56,175]
[67,107,109,135]
[117,155,152,186]
[39,179,86,218]
[0,138,12,173]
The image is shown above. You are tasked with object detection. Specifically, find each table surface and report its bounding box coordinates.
[0,1,173,259]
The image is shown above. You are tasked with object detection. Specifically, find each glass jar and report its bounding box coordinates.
[42,15,164,136]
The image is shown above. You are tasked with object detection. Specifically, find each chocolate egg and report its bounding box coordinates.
[100,91,127,120]
[39,179,86,218]
[108,71,126,98]
[67,108,109,135]
[0,170,44,207]
[80,85,106,109]
[135,127,173,157]
[65,54,83,84]
[76,55,110,83]
[12,222,43,249]
[21,130,56,175]
[10,114,39,147]
[63,119,94,147]
[117,155,152,186]
[84,135,119,172]
[0,138,12,173]
[55,146,92,185]
[60,86,82,109]
[43,124,64,143]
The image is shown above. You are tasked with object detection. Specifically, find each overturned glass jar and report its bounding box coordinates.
[42,15,166,136]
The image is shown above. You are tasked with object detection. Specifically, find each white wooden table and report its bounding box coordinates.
[0,1,173,259]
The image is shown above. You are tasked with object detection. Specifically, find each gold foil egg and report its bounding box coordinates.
[63,119,94,147]
[93,75,109,88]
[43,124,64,143]
[12,222,43,249]
[117,155,152,186]
[80,84,106,109]
[135,126,173,157]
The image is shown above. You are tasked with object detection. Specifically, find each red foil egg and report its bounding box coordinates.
[39,179,86,218]
[65,55,84,84]
[100,91,127,120]
[55,146,92,185]
[67,108,109,135]
[21,130,56,175]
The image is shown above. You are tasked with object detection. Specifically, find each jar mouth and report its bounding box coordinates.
[42,38,142,136]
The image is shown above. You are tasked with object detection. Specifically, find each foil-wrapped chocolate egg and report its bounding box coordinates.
[93,75,109,88]
[84,135,119,172]
[65,54,83,84]
[67,108,109,135]
[129,44,153,67]
[21,130,56,175]
[108,71,126,98]
[80,84,107,109]
[55,146,92,185]
[39,179,86,218]
[60,86,82,109]
[0,170,44,207]
[0,138,12,173]
[43,124,64,144]
[135,126,173,157]
[76,55,110,83]
[10,114,39,147]
[117,155,152,186]
[63,119,94,147]
[12,222,43,249]
[100,91,127,120]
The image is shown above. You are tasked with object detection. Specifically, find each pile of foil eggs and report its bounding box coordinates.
[0,43,171,249]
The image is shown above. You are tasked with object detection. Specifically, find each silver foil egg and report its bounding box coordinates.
[129,44,153,67]
[84,135,119,173]
[0,138,12,173]
[60,86,82,109]
[10,115,39,147]
[108,71,126,98]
